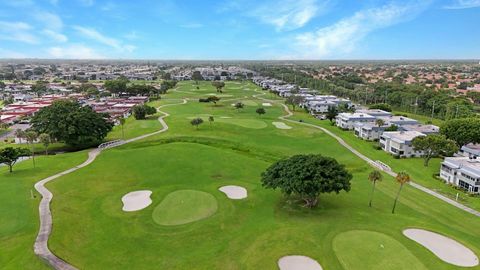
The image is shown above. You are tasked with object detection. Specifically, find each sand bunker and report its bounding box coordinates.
[278,256,323,270]
[218,185,247,199]
[273,122,292,129]
[403,228,479,267]
[121,190,152,212]
[262,103,272,106]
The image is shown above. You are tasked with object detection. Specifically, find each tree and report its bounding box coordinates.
[31,100,113,148]
[392,172,411,214]
[24,131,38,168]
[132,105,156,120]
[119,118,126,139]
[190,118,204,129]
[212,81,225,93]
[368,170,383,207]
[412,135,458,167]
[285,95,305,112]
[256,107,266,117]
[369,103,392,112]
[31,81,48,97]
[38,133,51,155]
[208,116,214,125]
[375,119,385,140]
[261,154,352,208]
[14,129,25,144]
[0,147,30,173]
[440,118,480,146]
[467,91,480,104]
[192,71,203,84]
[207,96,220,106]
[104,78,129,94]
[234,102,244,110]
[326,106,338,123]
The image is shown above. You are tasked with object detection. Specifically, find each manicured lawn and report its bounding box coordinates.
[3,81,480,269]
[152,190,218,226]
[43,81,479,269]
[333,230,428,270]
[0,151,88,270]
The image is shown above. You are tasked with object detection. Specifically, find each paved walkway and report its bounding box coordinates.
[33,99,187,270]
[253,91,480,217]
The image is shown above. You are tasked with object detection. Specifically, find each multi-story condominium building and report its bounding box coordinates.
[399,124,439,135]
[335,113,376,130]
[354,122,390,141]
[380,131,425,157]
[459,144,480,159]
[377,115,419,126]
[356,109,392,118]
[440,156,480,194]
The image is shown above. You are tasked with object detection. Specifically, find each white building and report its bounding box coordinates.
[440,157,480,194]
[335,113,376,130]
[459,144,480,159]
[400,124,439,135]
[354,122,390,141]
[356,109,392,118]
[377,115,419,126]
[380,131,425,157]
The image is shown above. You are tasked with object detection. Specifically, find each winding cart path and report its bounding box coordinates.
[33,99,187,270]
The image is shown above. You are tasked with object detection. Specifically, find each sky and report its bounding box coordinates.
[0,0,479,60]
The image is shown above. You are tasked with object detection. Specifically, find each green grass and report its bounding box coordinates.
[333,230,428,270]
[2,80,480,269]
[0,151,88,270]
[289,113,480,210]
[152,190,218,226]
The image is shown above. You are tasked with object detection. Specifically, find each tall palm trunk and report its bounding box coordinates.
[392,184,403,214]
[369,180,376,207]
[30,144,36,168]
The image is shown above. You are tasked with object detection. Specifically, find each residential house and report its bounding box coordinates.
[335,113,376,130]
[440,157,480,194]
[380,131,425,157]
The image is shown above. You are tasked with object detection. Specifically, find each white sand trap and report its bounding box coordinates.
[218,185,247,199]
[121,190,152,212]
[262,103,272,106]
[403,229,479,267]
[220,116,232,119]
[278,255,323,270]
[273,122,292,129]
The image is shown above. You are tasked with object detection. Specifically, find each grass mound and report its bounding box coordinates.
[152,190,218,226]
[333,230,427,270]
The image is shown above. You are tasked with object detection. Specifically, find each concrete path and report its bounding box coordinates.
[253,91,480,217]
[33,99,187,270]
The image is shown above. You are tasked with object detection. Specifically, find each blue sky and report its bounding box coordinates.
[0,0,479,59]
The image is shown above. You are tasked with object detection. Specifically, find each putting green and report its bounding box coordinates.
[152,190,218,226]
[241,100,257,106]
[333,230,427,270]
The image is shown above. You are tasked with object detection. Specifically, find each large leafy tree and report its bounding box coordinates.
[261,154,352,208]
[440,118,480,146]
[31,100,113,148]
[285,95,305,112]
[190,118,204,129]
[192,71,203,83]
[0,147,30,173]
[211,81,225,93]
[132,105,156,120]
[326,106,338,123]
[104,78,129,94]
[412,134,458,167]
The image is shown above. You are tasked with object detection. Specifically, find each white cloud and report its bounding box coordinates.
[443,0,480,9]
[73,26,135,52]
[47,44,104,59]
[249,0,323,31]
[0,21,38,44]
[293,1,430,58]
[180,23,204,28]
[42,29,68,42]
[35,11,63,30]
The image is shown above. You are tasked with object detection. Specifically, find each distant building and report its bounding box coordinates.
[460,144,480,159]
[440,157,480,194]
[335,113,376,130]
[400,124,439,135]
[380,131,425,157]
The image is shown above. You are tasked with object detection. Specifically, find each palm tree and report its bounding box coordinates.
[119,118,126,140]
[25,131,38,168]
[15,129,25,144]
[375,119,385,140]
[38,133,51,155]
[208,116,214,125]
[368,170,383,207]
[392,171,411,214]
